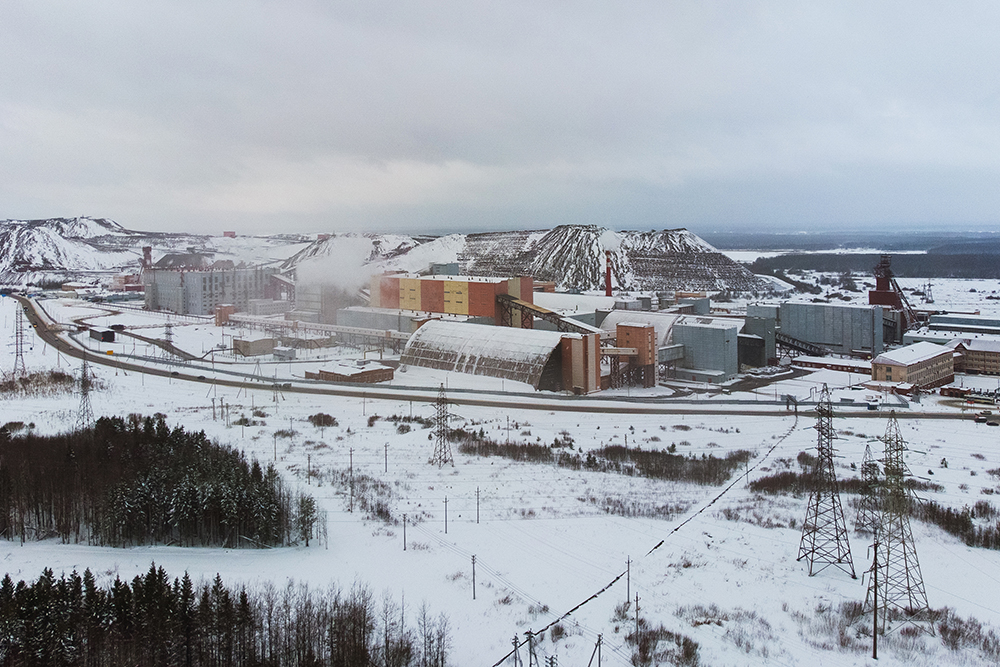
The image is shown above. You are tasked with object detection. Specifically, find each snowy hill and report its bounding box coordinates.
[0,217,142,283]
[296,225,770,293]
[1,218,767,294]
[0,217,311,286]
[453,225,769,292]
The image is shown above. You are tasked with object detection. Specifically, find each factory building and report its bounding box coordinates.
[871,341,954,389]
[144,265,276,316]
[370,274,534,325]
[610,322,658,388]
[305,360,394,384]
[400,321,600,393]
[927,314,1000,336]
[947,338,1000,375]
[779,303,885,356]
[233,336,277,357]
[672,320,740,383]
[599,311,742,383]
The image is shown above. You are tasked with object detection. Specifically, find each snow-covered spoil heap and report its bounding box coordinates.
[453,225,770,293]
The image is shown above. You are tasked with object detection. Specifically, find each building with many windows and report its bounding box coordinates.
[144,265,276,315]
[948,338,1000,375]
[871,342,954,389]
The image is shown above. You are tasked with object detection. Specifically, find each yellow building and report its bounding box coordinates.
[871,342,954,389]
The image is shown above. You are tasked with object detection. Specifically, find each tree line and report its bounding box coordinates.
[0,415,318,548]
[457,433,753,486]
[749,252,1000,279]
[0,563,450,666]
[749,464,1000,551]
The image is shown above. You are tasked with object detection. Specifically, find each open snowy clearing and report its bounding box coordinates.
[3,295,1000,665]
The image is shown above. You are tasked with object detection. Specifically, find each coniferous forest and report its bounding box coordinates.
[0,564,449,666]
[0,415,318,548]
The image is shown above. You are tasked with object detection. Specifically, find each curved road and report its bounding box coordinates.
[15,295,976,420]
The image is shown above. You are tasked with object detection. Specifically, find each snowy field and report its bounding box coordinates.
[3,294,1000,665]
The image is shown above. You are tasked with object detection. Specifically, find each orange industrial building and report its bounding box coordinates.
[369,274,534,325]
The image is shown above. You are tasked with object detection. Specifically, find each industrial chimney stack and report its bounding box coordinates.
[605,250,613,297]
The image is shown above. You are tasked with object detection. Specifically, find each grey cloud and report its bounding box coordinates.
[2,1,999,234]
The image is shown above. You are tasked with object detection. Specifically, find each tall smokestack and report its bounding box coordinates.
[605,250,613,297]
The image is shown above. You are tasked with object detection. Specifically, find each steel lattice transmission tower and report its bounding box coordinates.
[865,411,932,634]
[9,305,28,380]
[854,443,881,535]
[76,354,94,432]
[431,384,454,468]
[797,386,856,578]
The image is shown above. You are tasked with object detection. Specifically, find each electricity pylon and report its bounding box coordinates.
[431,384,453,468]
[797,385,856,578]
[865,411,932,634]
[854,443,881,535]
[76,355,94,431]
[11,306,27,379]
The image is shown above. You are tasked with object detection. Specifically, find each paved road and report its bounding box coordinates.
[14,295,978,420]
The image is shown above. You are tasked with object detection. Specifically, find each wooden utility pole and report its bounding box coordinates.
[626,557,630,603]
[634,594,640,640]
[444,496,449,534]
[472,555,476,600]
[403,514,407,551]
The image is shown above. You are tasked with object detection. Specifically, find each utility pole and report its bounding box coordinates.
[797,385,856,578]
[586,635,602,667]
[626,557,631,603]
[525,631,537,667]
[472,555,476,600]
[634,594,640,641]
[349,448,354,513]
[444,496,448,534]
[384,442,389,473]
[403,514,407,551]
[476,487,480,524]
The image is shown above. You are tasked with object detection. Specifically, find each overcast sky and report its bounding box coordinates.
[2,2,999,236]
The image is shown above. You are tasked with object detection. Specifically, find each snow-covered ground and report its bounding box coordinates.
[3,294,1000,666]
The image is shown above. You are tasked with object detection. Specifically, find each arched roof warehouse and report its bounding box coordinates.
[400,321,567,390]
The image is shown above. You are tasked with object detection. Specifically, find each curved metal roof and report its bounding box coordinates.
[401,321,565,389]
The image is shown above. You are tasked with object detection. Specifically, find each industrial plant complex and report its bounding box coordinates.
[124,233,1000,400]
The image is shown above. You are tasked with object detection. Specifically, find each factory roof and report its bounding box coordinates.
[872,342,951,367]
[948,337,1000,353]
[318,360,392,377]
[401,321,565,389]
[381,273,516,284]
